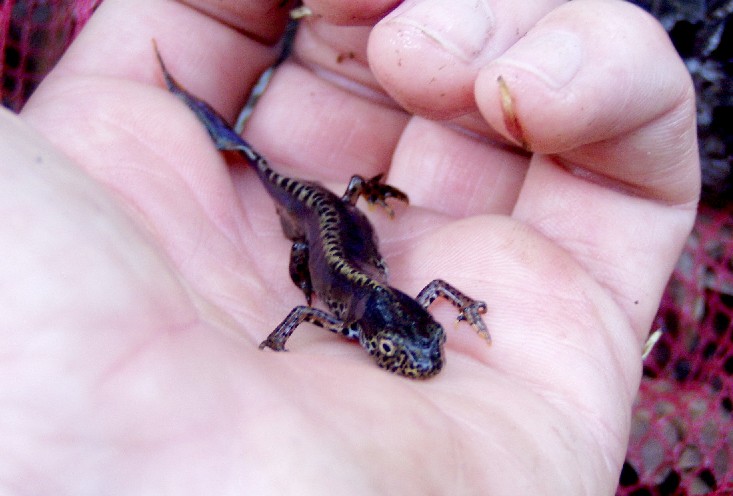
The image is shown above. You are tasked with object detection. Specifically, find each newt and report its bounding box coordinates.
[154,46,490,378]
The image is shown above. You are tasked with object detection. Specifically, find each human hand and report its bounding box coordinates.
[3,0,698,493]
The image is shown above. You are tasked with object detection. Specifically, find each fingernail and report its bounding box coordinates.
[386,0,494,62]
[498,30,583,89]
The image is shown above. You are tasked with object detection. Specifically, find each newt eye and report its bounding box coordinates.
[378,338,396,356]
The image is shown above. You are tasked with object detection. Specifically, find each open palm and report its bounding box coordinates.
[3,0,698,493]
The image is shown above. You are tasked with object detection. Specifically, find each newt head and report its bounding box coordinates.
[358,288,447,379]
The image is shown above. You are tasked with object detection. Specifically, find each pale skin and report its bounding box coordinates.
[1,0,699,493]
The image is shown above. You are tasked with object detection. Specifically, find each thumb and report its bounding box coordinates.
[475,0,699,204]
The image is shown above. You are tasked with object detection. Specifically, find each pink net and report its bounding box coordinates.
[1,0,99,110]
[2,1,731,493]
[620,203,733,495]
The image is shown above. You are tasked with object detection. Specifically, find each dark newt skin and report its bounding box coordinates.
[155,47,490,378]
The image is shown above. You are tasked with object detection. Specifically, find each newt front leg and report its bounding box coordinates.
[416,279,491,344]
[258,306,345,351]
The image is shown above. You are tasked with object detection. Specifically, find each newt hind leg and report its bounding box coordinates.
[289,240,314,305]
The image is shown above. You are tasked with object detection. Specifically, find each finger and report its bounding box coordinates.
[182,0,293,40]
[475,0,698,203]
[241,61,410,182]
[293,3,533,217]
[301,0,400,24]
[475,0,699,339]
[367,0,564,119]
[25,0,287,121]
[388,117,528,216]
[292,20,384,98]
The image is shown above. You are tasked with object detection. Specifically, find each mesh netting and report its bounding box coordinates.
[2,1,732,494]
[620,203,733,495]
[1,0,99,110]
